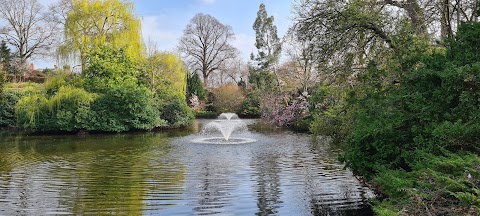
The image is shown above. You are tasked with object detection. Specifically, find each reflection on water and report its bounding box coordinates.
[0,121,373,215]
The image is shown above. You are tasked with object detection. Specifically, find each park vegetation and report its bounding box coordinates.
[253,0,479,215]
[0,0,479,214]
[0,0,193,132]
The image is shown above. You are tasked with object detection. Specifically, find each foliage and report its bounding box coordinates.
[344,24,480,176]
[336,22,480,214]
[0,89,23,127]
[447,22,480,66]
[251,3,282,71]
[308,85,353,140]
[187,72,206,100]
[158,97,194,128]
[15,78,165,132]
[0,83,43,127]
[144,52,187,101]
[61,0,142,70]
[248,70,276,91]
[13,44,194,132]
[0,40,11,70]
[83,45,139,92]
[211,83,245,113]
[87,84,165,132]
[0,71,6,91]
[44,72,74,96]
[16,85,97,131]
[372,152,480,215]
[239,90,261,118]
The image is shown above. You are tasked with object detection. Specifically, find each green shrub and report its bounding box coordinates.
[87,85,166,132]
[0,89,23,127]
[0,71,6,91]
[248,70,276,91]
[158,97,194,128]
[239,90,261,118]
[338,22,480,215]
[16,86,97,131]
[83,45,140,93]
[308,85,354,140]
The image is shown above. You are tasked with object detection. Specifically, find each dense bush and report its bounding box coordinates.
[248,70,276,91]
[212,83,245,113]
[158,97,194,128]
[238,90,261,118]
[15,82,166,132]
[12,45,193,132]
[308,85,353,140]
[0,90,23,127]
[16,86,97,131]
[87,84,165,132]
[0,71,6,92]
[83,45,140,93]
[338,22,480,214]
[345,24,480,176]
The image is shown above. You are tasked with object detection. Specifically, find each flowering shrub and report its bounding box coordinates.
[261,91,309,127]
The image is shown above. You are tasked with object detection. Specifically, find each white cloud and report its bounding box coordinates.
[200,0,216,5]
[141,16,182,52]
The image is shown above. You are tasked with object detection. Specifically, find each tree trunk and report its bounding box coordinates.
[474,0,479,22]
[405,0,428,35]
[440,0,453,38]
[203,73,209,88]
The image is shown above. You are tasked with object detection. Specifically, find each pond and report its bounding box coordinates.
[0,119,373,215]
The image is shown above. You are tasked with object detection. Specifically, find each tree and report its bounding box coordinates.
[61,0,142,72]
[144,52,187,101]
[187,72,206,100]
[178,13,238,88]
[251,3,282,82]
[83,45,139,92]
[283,29,320,92]
[208,56,248,87]
[0,0,57,64]
[0,40,11,71]
[292,0,400,86]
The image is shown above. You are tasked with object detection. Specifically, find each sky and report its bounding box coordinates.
[35,0,294,69]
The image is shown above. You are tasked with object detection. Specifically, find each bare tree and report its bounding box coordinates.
[284,28,321,92]
[49,0,73,26]
[178,13,238,88]
[209,55,248,87]
[0,0,57,64]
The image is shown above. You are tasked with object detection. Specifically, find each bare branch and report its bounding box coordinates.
[178,13,238,87]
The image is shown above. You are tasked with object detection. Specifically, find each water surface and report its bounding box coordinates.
[0,120,373,215]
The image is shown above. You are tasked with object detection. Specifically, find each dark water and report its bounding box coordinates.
[0,120,373,215]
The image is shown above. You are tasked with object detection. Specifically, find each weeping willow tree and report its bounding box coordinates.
[59,0,143,72]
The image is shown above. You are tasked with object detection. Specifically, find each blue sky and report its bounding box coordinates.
[35,0,293,69]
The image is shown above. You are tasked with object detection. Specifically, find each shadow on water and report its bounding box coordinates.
[0,120,373,215]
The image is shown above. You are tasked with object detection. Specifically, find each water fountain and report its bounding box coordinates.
[192,113,256,144]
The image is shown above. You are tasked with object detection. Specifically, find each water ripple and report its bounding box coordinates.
[0,122,373,215]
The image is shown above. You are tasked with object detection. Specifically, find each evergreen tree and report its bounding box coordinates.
[251,3,282,74]
[187,72,206,100]
[0,40,11,71]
